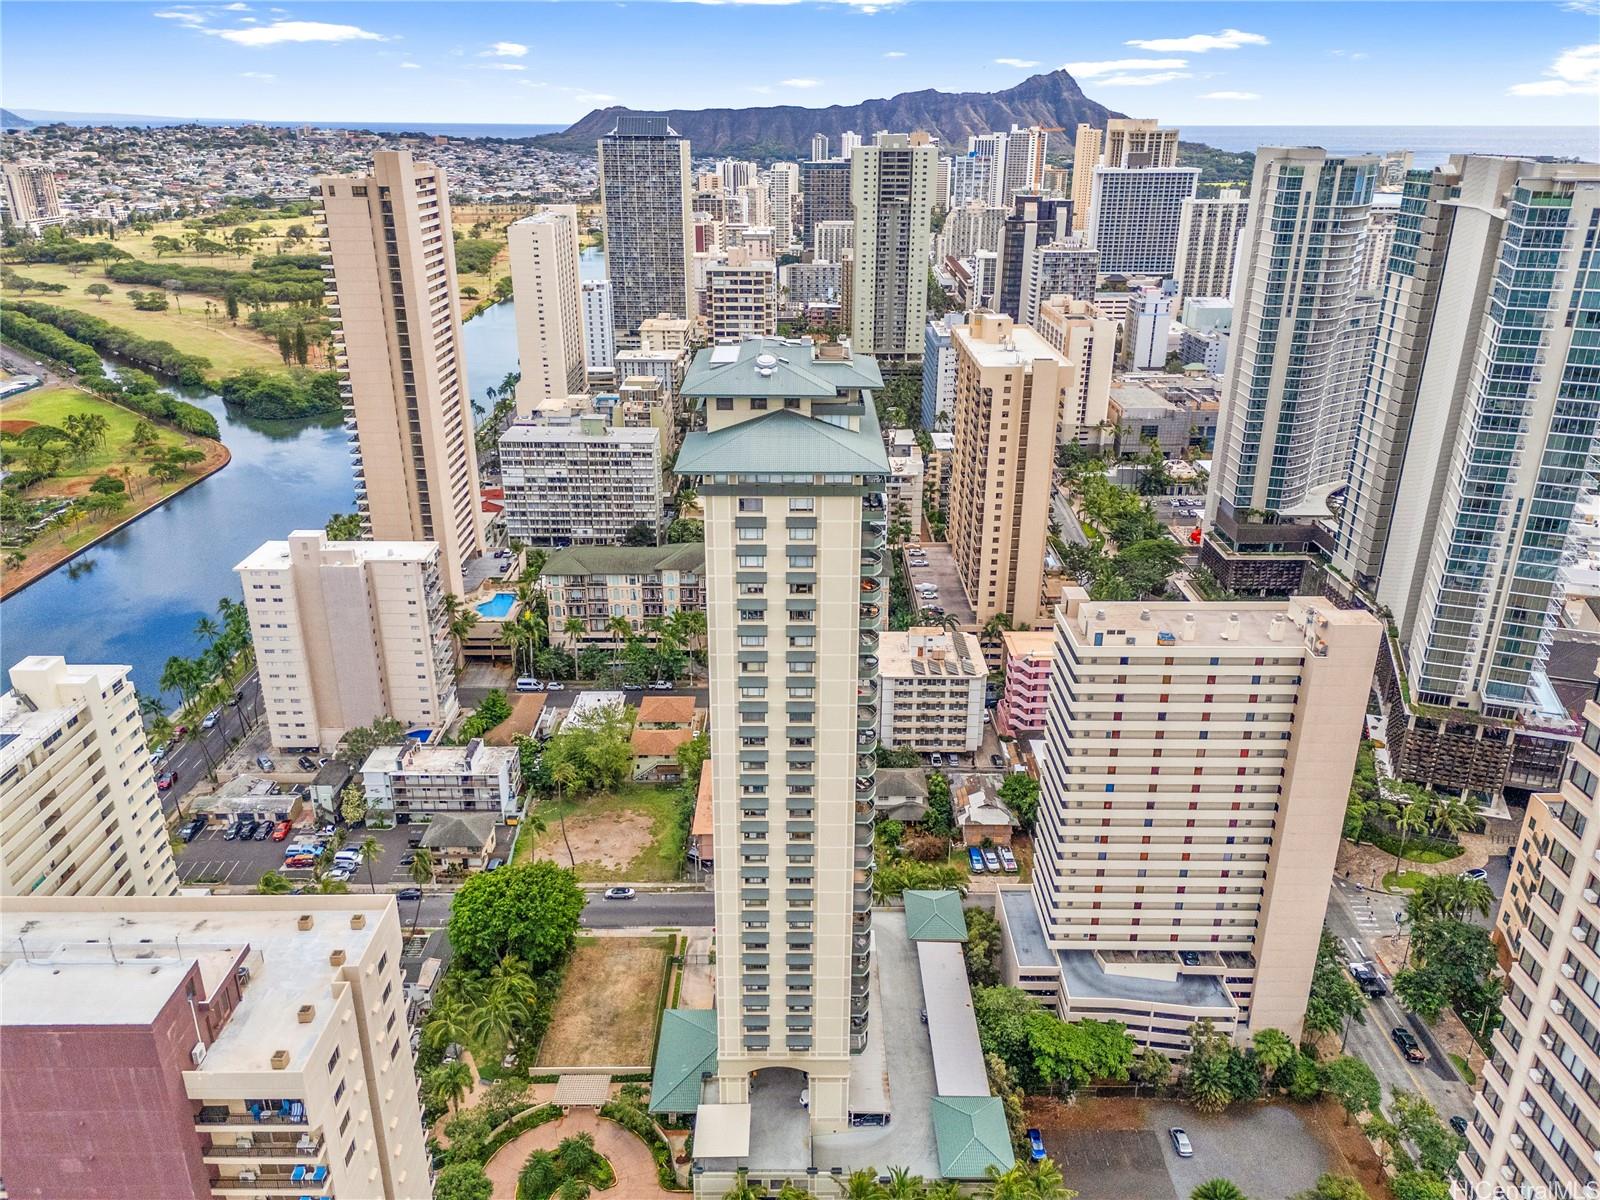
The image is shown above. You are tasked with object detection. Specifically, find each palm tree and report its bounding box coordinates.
[1391,799,1431,873]
[256,870,293,894]
[1429,794,1477,843]
[1190,1183,1247,1200]
[1251,1027,1294,1076]
[424,993,474,1053]
[1014,1161,1074,1200]
[357,835,383,893]
[1408,873,1493,923]
[883,1167,924,1200]
[839,1169,884,1200]
[551,760,579,866]
[723,1170,762,1200]
[408,848,434,932]
[441,593,480,665]
[427,1060,474,1114]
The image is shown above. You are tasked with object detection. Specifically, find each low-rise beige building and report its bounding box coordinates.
[1033,295,1116,449]
[878,628,986,754]
[1,656,179,898]
[538,543,706,650]
[236,531,459,752]
[359,738,522,819]
[998,595,1380,1052]
[0,895,431,1199]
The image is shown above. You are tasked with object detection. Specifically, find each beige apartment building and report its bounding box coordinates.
[878,628,986,754]
[0,656,179,899]
[360,737,523,820]
[498,416,662,546]
[850,134,938,359]
[539,542,706,651]
[706,249,777,344]
[1034,295,1116,448]
[997,596,1380,1052]
[0,895,431,1200]
[1465,716,1600,1193]
[1069,124,1103,233]
[675,337,889,1135]
[510,205,587,412]
[317,150,486,595]
[2,162,64,231]
[1174,190,1248,305]
[236,531,459,751]
[948,312,1067,628]
[1102,118,1181,168]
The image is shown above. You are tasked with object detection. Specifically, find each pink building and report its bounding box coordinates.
[994,630,1056,737]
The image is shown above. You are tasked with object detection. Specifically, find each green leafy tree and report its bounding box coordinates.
[1321,1055,1381,1125]
[1389,1173,1450,1200]
[1407,874,1493,925]
[339,783,368,826]
[85,282,112,301]
[1304,930,1365,1037]
[964,906,1002,987]
[1392,917,1498,1024]
[1251,1028,1295,1078]
[1028,1015,1134,1092]
[997,772,1040,832]
[1190,1183,1248,1200]
[336,716,407,765]
[1390,1090,1463,1179]
[666,517,703,543]
[425,1060,475,1115]
[433,1161,493,1200]
[1289,1176,1366,1200]
[324,511,364,539]
[255,870,292,894]
[1182,1020,1234,1113]
[447,860,585,973]
[925,771,955,839]
[1132,1046,1172,1095]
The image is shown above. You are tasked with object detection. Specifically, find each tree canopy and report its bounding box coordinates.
[447,861,585,973]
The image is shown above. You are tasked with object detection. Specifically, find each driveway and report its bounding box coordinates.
[901,541,975,626]
[483,1108,676,1200]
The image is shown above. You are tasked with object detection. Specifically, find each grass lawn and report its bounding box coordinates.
[512,782,686,883]
[108,214,310,271]
[2,386,188,479]
[1449,1052,1477,1086]
[535,936,672,1069]
[1383,869,1432,891]
[3,263,284,376]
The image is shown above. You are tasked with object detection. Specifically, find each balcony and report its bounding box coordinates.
[204,1133,325,1160]
[857,729,879,752]
[856,776,876,802]
[857,703,878,728]
[861,577,881,595]
[861,547,884,570]
[196,1101,308,1128]
[857,753,875,774]
[860,628,880,653]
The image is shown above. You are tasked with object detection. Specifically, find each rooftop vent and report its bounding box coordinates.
[297,1004,316,1024]
[329,949,347,967]
[297,914,314,931]
[271,1050,290,1070]
[349,913,366,930]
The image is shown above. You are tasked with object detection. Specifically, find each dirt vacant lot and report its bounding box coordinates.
[536,936,672,1070]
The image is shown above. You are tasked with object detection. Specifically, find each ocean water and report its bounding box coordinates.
[1181,125,1598,167]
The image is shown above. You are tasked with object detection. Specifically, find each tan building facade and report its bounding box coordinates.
[706,250,777,344]
[849,135,938,359]
[878,628,986,754]
[1102,118,1180,168]
[317,150,486,595]
[509,206,587,412]
[0,895,431,1200]
[1174,190,1248,305]
[236,531,459,751]
[1,656,179,899]
[948,312,1066,628]
[998,597,1380,1052]
[1034,295,1116,448]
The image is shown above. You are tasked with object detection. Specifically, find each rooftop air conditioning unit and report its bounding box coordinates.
[1520,1100,1536,1117]
[235,1137,253,1150]
[190,1042,207,1067]
[1541,1033,1556,1049]
[1510,1133,1526,1150]
[1577,924,1591,940]
[1500,1165,1516,1181]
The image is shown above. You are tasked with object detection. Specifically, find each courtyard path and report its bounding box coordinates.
[484,1108,678,1200]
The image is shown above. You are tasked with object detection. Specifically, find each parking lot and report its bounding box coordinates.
[176,822,421,888]
[1035,1097,1368,1200]
[901,541,976,626]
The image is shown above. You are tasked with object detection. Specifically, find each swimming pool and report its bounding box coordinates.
[475,592,517,620]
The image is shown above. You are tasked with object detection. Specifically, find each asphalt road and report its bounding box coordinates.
[155,673,264,815]
[1323,878,1475,1121]
[406,888,715,930]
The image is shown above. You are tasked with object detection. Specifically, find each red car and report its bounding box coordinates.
[173,725,189,739]
[284,854,315,869]
[156,771,177,791]
[270,820,292,841]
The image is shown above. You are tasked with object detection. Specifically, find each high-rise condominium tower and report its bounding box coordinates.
[849,134,938,360]
[675,337,888,1134]
[1174,189,1248,303]
[994,194,1071,321]
[1335,156,1600,714]
[581,278,616,378]
[800,159,852,249]
[1001,125,1050,201]
[2,163,64,231]
[811,133,829,161]
[599,116,695,343]
[948,312,1066,627]
[1070,124,1103,232]
[1102,118,1180,168]
[705,248,777,343]
[316,150,486,595]
[998,595,1380,1051]
[1087,166,1200,276]
[1203,148,1377,592]
[1,656,179,898]
[509,206,586,412]
[1034,295,1116,448]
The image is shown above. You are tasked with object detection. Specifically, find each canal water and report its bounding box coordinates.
[1,248,602,700]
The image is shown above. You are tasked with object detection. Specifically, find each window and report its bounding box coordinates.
[327,1047,342,1073]
[789,498,815,512]
[738,498,764,513]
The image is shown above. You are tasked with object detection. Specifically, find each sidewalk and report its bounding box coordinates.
[483,1108,675,1200]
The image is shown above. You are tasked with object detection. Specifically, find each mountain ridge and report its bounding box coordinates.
[535,69,1125,157]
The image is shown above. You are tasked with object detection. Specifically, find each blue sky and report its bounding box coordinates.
[3,1,1597,127]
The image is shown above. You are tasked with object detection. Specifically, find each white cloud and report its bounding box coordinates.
[481,41,528,57]
[400,61,421,69]
[207,19,389,45]
[1509,43,1600,95]
[1094,71,1192,87]
[1562,0,1600,14]
[153,8,208,26]
[239,70,274,80]
[993,57,1040,69]
[219,2,251,9]
[475,62,526,71]
[518,79,548,89]
[1126,29,1268,53]
[1329,49,1370,60]
[1065,57,1188,77]
[782,78,821,88]
[883,50,906,58]
[1200,90,1260,100]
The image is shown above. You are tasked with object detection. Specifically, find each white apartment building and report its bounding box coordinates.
[938,203,1007,263]
[674,336,889,1134]
[235,531,459,751]
[850,135,938,359]
[360,738,522,819]
[509,206,587,411]
[317,151,487,596]
[1021,238,1098,328]
[887,449,925,537]
[921,313,965,431]
[878,628,986,754]
[1359,192,1402,291]
[539,542,706,650]
[2,163,64,231]
[1462,681,1600,1193]
[1131,290,1173,371]
[706,250,777,343]
[1088,166,1201,276]
[1,656,179,899]
[1033,295,1116,450]
[0,895,431,1200]
[1002,125,1050,201]
[581,278,617,379]
[1174,190,1247,305]
[1102,118,1181,169]
[779,261,842,307]
[499,416,662,546]
[599,116,695,342]
[813,219,854,266]
[998,596,1381,1052]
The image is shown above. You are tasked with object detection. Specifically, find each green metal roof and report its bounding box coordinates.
[904,890,968,942]
[930,1096,1016,1179]
[648,1009,717,1114]
[681,338,883,400]
[539,543,705,579]
[675,409,890,477]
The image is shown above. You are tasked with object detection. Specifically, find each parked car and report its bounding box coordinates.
[400,853,416,866]
[997,846,1018,873]
[328,867,354,882]
[990,754,1004,768]
[253,821,271,841]
[397,887,423,901]
[545,681,565,691]
[222,823,241,841]
[156,771,176,791]
[1179,950,1202,967]
[1392,1026,1426,1063]
[622,683,645,691]
[515,676,542,692]
[967,846,985,873]
[1460,867,1489,882]
[1027,1130,1047,1162]
[982,847,1001,872]
[181,816,207,842]
[150,744,168,766]
[1348,960,1388,998]
[201,709,220,730]
[174,725,189,739]
[930,753,944,767]
[271,820,292,841]
[604,886,637,900]
[284,854,315,869]
[297,755,318,772]
[1169,1128,1194,1158]
[649,680,674,690]
[1449,1115,1469,1136]
[485,857,505,871]
[255,755,275,772]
